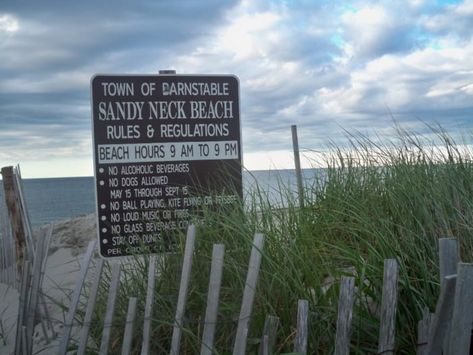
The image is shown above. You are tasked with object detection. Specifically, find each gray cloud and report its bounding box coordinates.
[1,0,473,175]
[422,1,473,40]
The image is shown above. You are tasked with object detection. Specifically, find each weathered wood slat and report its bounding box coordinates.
[14,260,30,355]
[377,259,399,355]
[261,335,269,355]
[0,201,6,284]
[438,237,459,353]
[200,244,225,355]
[438,238,458,291]
[140,255,157,355]
[77,258,104,355]
[1,166,26,275]
[0,193,14,286]
[39,312,50,345]
[38,225,54,339]
[233,233,265,355]
[57,240,96,355]
[170,225,197,355]
[446,263,473,355]
[39,224,54,283]
[291,125,304,208]
[258,315,279,355]
[294,299,309,354]
[21,326,27,355]
[426,275,456,355]
[121,297,138,355]
[13,167,35,260]
[416,308,433,355]
[99,262,122,355]
[26,223,48,354]
[40,292,54,338]
[38,230,53,342]
[334,276,355,355]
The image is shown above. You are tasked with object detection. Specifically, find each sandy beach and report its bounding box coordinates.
[0,214,97,355]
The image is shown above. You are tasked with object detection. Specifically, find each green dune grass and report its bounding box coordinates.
[82,126,473,354]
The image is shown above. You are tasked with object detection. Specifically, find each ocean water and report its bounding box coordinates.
[0,169,320,228]
[0,177,96,228]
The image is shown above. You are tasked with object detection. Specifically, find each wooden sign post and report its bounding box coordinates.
[1,166,26,274]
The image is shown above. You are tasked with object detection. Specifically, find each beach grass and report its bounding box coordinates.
[82,126,473,354]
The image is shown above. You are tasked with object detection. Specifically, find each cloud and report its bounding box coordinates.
[0,0,473,177]
[341,5,418,60]
[0,14,18,32]
[0,0,240,175]
[422,0,473,40]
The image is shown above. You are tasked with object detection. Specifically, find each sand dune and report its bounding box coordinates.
[0,213,97,354]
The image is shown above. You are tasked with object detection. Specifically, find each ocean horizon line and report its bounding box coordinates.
[14,167,320,181]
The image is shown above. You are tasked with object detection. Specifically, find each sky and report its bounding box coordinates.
[1,0,473,178]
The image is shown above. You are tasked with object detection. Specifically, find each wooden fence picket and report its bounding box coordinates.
[377,259,399,355]
[141,255,157,355]
[26,225,48,354]
[99,262,122,354]
[416,308,433,355]
[233,233,265,355]
[77,258,104,355]
[426,275,456,355]
[258,315,279,355]
[39,225,55,338]
[1,166,27,276]
[13,166,35,260]
[438,238,459,291]
[121,297,138,355]
[200,244,225,355]
[261,335,269,355]
[14,260,30,355]
[170,225,197,355]
[334,276,355,355]
[294,299,309,354]
[57,240,96,355]
[446,263,473,355]
[438,237,459,353]
[0,187,16,287]
[21,326,27,355]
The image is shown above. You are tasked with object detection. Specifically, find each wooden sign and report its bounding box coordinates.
[91,74,242,257]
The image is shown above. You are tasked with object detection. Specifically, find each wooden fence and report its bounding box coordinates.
[0,166,56,354]
[0,165,38,289]
[7,231,473,354]
[1,166,473,354]
[0,178,16,288]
